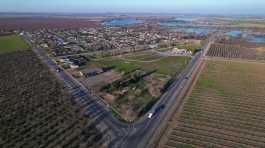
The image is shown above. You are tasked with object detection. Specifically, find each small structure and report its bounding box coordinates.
[69,64,79,69]
[81,68,104,77]
[170,48,192,56]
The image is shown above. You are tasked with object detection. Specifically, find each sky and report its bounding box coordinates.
[1,0,265,15]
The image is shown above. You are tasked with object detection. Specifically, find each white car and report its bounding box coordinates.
[56,68,62,73]
[148,113,153,119]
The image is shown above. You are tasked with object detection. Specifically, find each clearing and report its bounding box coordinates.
[0,34,30,54]
[76,51,190,121]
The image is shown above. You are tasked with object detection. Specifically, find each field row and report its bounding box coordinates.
[207,43,257,59]
[161,60,265,148]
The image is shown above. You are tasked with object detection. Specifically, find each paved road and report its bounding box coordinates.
[121,50,203,148]
[120,34,216,148]
[27,33,216,148]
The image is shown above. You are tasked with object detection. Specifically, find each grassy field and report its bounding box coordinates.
[160,60,265,148]
[0,35,30,54]
[86,52,190,76]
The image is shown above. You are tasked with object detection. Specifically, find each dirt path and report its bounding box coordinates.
[118,56,164,63]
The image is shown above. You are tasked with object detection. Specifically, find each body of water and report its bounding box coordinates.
[184,28,212,35]
[160,20,213,35]
[103,19,143,26]
[225,31,242,37]
[160,20,189,27]
[248,35,265,43]
[160,17,197,27]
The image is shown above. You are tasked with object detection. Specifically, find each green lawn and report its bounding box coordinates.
[0,35,30,54]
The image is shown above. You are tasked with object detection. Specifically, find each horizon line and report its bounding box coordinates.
[0,12,265,17]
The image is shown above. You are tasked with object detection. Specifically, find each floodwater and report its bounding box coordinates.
[160,20,189,27]
[160,17,197,27]
[248,35,265,43]
[160,20,213,35]
[225,31,242,37]
[184,28,211,35]
[103,18,143,26]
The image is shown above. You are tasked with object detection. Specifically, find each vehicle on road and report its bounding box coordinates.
[148,113,153,119]
[56,68,62,73]
[148,104,166,119]
[154,104,165,114]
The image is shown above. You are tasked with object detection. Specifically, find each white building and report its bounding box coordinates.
[171,48,192,55]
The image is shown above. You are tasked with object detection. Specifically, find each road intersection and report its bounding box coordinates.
[29,34,215,148]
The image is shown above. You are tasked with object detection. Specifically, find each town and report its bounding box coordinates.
[1,7,265,148]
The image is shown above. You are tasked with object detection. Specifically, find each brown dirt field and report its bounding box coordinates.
[78,70,122,90]
[101,93,116,104]
[255,46,265,52]
[144,75,166,98]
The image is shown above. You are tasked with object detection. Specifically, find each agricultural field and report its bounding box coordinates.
[207,43,259,60]
[0,34,30,54]
[234,20,265,28]
[159,60,265,148]
[0,50,103,148]
[0,18,101,30]
[77,51,190,121]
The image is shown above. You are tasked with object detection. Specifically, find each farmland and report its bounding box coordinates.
[77,51,190,121]
[0,17,101,30]
[0,50,103,148]
[158,60,265,148]
[0,35,30,54]
[207,43,259,60]
[234,20,265,28]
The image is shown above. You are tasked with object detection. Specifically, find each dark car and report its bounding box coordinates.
[154,104,165,114]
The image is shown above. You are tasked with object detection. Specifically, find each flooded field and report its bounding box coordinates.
[225,30,242,37]
[248,35,265,43]
[103,18,143,26]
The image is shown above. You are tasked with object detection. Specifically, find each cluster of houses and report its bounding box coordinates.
[26,23,204,57]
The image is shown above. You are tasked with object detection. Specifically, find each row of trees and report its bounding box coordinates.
[0,50,103,148]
